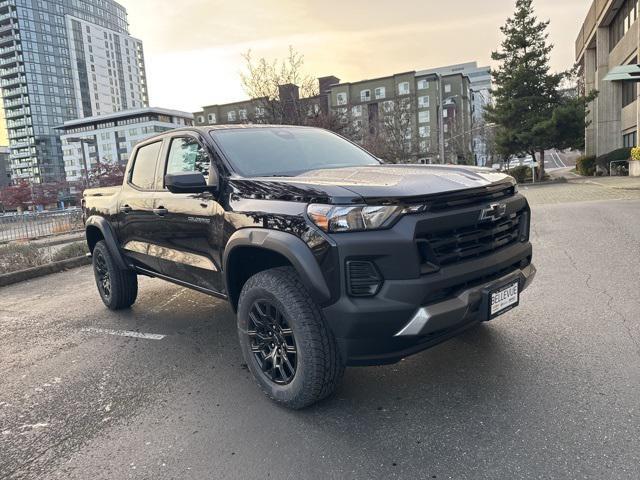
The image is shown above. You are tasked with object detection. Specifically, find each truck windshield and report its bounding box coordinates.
[210,127,379,177]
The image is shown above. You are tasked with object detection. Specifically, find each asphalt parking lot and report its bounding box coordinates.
[1,184,639,479]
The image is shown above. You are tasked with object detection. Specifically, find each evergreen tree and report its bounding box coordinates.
[486,0,564,180]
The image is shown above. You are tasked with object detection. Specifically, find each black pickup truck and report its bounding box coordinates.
[83,125,535,409]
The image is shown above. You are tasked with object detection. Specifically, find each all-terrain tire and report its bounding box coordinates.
[237,266,345,409]
[92,240,138,310]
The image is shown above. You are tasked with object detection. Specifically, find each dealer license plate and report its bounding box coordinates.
[489,280,519,319]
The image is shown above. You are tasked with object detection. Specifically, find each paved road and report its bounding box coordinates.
[1,185,639,479]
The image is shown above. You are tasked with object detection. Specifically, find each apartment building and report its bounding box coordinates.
[194,70,473,164]
[0,0,148,185]
[576,0,639,156]
[416,62,492,165]
[328,70,474,164]
[57,107,192,184]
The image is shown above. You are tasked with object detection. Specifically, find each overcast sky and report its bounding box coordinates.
[118,0,588,112]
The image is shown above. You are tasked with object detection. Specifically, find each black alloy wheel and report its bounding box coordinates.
[94,248,112,301]
[248,300,298,385]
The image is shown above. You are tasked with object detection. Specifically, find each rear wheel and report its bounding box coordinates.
[92,240,138,310]
[237,267,344,409]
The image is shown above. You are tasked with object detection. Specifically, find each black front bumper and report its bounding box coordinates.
[323,242,536,365]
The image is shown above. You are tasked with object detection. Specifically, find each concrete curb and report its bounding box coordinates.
[0,255,91,287]
[583,180,640,191]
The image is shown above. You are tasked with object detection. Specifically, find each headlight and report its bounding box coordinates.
[307,204,402,233]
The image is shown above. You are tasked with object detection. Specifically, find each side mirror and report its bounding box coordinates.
[165,172,210,194]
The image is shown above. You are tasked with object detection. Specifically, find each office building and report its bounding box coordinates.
[0,0,148,185]
[57,107,193,184]
[575,0,639,156]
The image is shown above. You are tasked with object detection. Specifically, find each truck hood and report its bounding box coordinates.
[238,164,514,203]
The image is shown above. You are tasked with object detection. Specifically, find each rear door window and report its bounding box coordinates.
[130,141,162,190]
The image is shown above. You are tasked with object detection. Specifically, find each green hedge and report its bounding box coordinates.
[576,156,596,176]
[506,166,532,183]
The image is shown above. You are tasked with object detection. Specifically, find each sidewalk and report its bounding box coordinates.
[520,175,640,205]
[579,176,640,190]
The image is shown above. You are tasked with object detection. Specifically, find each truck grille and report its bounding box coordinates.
[419,211,524,267]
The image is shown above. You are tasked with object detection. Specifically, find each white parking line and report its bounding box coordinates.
[81,327,166,340]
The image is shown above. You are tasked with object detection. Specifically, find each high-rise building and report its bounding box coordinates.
[0,0,148,185]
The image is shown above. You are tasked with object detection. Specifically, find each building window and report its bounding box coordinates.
[418,96,430,108]
[382,100,394,113]
[239,109,247,121]
[360,89,371,102]
[444,84,452,94]
[228,111,237,122]
[207,113,216,124]
[417,79,429,90]
[197,115,204,124]
[256,106,265,118]
[610,0,638,50]
[622,81,637,107]
[374,87,386,99]
[623,131,637,147]
[398,82,410,95]
[336,92,347,105]
[419,126,431,137]
[352,105,362,117]
[418,111,430,123]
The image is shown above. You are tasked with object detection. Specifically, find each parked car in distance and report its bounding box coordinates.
[83,125,536,409]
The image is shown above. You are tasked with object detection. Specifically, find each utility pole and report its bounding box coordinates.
[437,74,445,164]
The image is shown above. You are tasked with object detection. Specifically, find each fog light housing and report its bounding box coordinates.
[346,260,383,297]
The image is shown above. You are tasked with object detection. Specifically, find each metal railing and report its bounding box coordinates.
[0,209,84,243]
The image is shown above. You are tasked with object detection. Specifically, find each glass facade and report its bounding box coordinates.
[0,0,135,184]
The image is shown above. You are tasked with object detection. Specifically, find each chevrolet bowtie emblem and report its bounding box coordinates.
[479,203,507,222]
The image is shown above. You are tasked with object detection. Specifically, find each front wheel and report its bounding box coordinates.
[237,267,344,409]
[92,240,138,310]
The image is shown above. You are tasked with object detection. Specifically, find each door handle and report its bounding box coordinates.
[120,204,132,214]
[153,207,168,216]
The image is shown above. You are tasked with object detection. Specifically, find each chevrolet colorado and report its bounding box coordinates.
[83,125,536,409]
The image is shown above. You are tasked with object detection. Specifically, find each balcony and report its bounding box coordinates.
[10,139,30,149]
[0,44,19,55]
[11,149,32,160]
[8,128,30,139]
[4,95,27,107]
[2,85,26,97]
[0,22,16,34]
[0,64,23,77]
[1,72,25,87]
[5,106,28,118]
[7,118,28,128]
[0,1,16,9]
[0,30,18,47]
[0,52,20,65]
[0,10,16,24]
